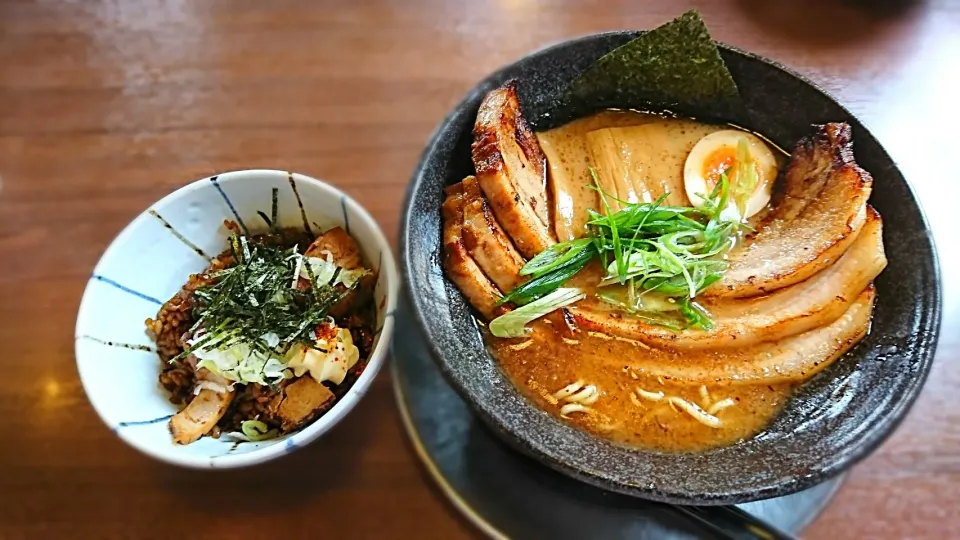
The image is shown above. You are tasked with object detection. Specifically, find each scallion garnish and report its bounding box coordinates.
[240,419,278,441]
[498,171,747,330]
[490,288,586,338]
[498,241,594,306]
[730,138,758,218]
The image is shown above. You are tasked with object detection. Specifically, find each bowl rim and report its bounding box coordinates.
[75,169,399,469]
[400,32,943,504]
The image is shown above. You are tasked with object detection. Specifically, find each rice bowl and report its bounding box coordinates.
[75,169,398,468]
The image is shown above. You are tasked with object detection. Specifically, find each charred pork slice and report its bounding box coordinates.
[306,226,363,269]
[767,123,855,222]
[542,287,875,386]
[169,369,234,445]
[706,123,873,298]
[305,225,372,318]
[459,175,527,291]
[572,207,885,350]
[472,81,556,258]
[627,286,877,386]
[442,184,504,320]
[274,376,335,432]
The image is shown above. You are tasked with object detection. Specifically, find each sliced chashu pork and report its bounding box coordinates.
[706,123,872,298]
[306,226,362,269]
[472,81,555,258]
[273,376,336,432]
[767,123,856,222]
[442,184,504,319]
[571,207,885,349]
[459,176,527,292]
[446,179,582,333]
[169,369,234,445]
[305,226,377,319]
[624,287,876,385]
[515,287,875,386]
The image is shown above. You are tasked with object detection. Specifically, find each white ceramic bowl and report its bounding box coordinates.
[75,170,398,468]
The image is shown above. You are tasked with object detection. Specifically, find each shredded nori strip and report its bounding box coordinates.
[177,234,344,360]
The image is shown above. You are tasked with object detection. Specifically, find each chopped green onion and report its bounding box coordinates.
[595,291,684,331]
[241,420,278,441]
[731,138,758,217]
[520,238,594,277]
[497,247,593,306]
[590,168,627,284]
[677,297,714,330]
[496,166,749,330]
[490,288,585,338]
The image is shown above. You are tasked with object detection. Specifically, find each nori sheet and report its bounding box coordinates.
[563,10,748,125]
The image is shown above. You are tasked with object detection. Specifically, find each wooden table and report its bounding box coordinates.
[1,0,956,538]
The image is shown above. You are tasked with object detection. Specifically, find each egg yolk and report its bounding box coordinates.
[701,146,764,199]
[701,146,737,191]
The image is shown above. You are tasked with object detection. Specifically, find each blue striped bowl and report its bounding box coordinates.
[75,170,397,468]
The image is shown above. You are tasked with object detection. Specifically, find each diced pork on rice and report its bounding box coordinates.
[146,224,377,441]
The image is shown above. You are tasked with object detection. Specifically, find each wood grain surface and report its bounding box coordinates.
[1,0,957,538]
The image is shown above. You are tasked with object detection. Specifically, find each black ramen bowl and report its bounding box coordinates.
[400,32,941,505]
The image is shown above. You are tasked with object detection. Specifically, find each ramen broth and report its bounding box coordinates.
[491,110,791,452]
[488,321,792,452]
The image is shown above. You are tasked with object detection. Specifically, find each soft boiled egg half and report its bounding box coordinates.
[683,130,779,220]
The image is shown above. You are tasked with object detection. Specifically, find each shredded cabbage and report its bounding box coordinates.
[192,332,289,386]
[188,246,371,387]
[300,254,338,285]
[336,268,369,289]
[299,255,370,290]
[190,318,365,387]
[261,332,280,348]
[193,380,231,395]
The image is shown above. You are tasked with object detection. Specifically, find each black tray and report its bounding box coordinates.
[391,298,843,539]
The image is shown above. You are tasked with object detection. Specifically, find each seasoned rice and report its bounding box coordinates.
[146,227,377,438]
